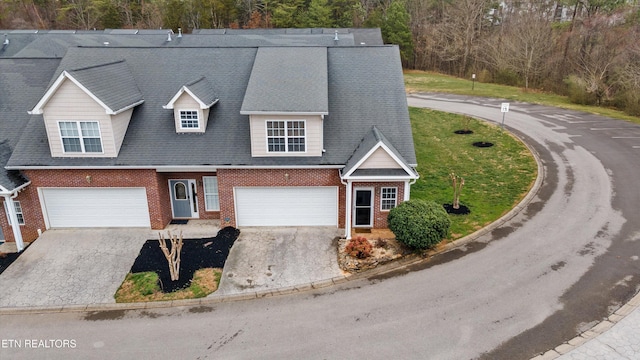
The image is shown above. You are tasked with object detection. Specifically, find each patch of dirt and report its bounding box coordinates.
[338,235,412,273]
[443,203,471,215]
[454,129,474,134]
[129,226,239,293]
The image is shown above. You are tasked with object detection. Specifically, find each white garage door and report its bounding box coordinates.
[235,187,338,226]
[40,188,151,228]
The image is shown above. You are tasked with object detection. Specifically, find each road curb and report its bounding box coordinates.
[0,124,544,316]
[530,290,640,359]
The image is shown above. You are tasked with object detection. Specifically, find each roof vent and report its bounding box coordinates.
[178,28,182,38]
[167,30,172,42]
[103,41,110,46]
[334,30,339,41]
[2,34,8,47]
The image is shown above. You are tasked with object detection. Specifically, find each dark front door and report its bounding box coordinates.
[354,188,373,227]
[169,179,198,218]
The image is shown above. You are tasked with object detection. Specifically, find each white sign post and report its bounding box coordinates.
[500,102,509,129]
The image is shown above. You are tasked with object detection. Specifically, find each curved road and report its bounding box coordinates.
[1,94,639,359]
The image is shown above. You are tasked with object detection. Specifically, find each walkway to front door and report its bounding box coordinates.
[169,179,199,219]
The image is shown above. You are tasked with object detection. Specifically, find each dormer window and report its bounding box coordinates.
[267,120,306,153]
[59,121,103,153]
[163,76,218,134]
[180,110,200,129]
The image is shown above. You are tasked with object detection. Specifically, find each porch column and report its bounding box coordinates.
[3,195,24,252]
[404,180,410,201]
[344,180,352,239]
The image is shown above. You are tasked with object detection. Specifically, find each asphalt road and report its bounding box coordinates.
[1,93,639,360]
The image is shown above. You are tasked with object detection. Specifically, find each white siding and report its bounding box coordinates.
[111,108,133,153]
[42,79,120,158]
[360,147,402,169]
[249,114,323,157]
[173,93,206,133]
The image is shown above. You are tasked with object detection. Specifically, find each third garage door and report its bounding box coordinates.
[234,187,338,226]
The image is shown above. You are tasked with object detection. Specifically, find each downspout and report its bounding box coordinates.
[1,181,30,252]
[404,170,419,201]
[340,173,353,240]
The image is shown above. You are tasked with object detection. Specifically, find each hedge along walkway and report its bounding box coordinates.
[408,107,538,240]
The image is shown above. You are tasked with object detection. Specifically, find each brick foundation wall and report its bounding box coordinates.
[217,168,346,228]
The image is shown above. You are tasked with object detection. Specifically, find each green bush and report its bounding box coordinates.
[388,200,451,250]
[565,75,597,105]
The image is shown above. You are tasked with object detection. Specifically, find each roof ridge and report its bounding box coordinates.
[68,59,125,72]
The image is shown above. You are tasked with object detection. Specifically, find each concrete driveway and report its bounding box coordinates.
[215,227,344,295]
[0,228,151,307]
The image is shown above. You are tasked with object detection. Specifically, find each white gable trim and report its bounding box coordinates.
[29,71,117,115]
[342,141,417,179]
[163,86,218,110]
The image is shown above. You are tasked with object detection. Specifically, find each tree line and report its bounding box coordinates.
[1,0,639,116]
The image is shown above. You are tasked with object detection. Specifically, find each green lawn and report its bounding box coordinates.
[409,107,537,239]
[405,70,640,125]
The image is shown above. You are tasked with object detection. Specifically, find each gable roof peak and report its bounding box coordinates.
[163,75,219,110]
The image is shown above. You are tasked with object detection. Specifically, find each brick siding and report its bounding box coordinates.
[350,181,406,229]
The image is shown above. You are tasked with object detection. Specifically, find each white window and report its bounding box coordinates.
[266,120,306,153]
[59,121,103,153]
[180,110,200,129]
[4,200,25,226]
[380,187,397,211]
[203,176,220,211]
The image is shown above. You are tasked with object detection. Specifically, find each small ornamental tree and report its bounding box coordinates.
[387,200,451,250]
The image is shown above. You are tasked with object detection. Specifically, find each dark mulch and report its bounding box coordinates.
[0,251,21,275]
[130,226,239,293]
[473,141,494,148]
[454,129,474,134]
[443,204,471,215]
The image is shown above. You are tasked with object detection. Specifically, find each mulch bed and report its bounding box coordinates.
[130,226,239,293]
[454,129,474,134]
[473,141,494,148]
[443,204,471,215]
[0,251,21,275]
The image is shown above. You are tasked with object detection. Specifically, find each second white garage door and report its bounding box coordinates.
[234,187,338,226]
[40,188,151,228]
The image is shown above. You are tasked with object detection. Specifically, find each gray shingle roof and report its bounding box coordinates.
[66,60,144,114]
[0,58,60,190]
[342,126,416,177]
[6,43,415,172]
[241,47,328,114]
[184,77,218,107]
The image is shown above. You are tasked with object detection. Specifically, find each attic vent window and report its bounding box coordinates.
[180,110,200,129]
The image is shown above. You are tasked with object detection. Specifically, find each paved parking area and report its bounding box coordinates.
[0,228,150,307]
[0,224,344,306]
[215,227,344,295]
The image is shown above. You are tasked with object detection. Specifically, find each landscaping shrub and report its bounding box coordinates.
[387,200,451,250]
[565,75,597,105]
[345,236,373,259]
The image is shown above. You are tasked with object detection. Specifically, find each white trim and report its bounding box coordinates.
[163,86,218,110]
[342,141,417,179]
[265,119,307,154]
[30,72,117,115]
[344,179,352,239]
[178,109,201,130]
[202,176,220,211]
[380,187,398,211]
[353,187,374,228]
[7,165,345,171]
[404,180,411,201]
[341,175,417,181]
[240,110,328,116]
[57,120,105,154]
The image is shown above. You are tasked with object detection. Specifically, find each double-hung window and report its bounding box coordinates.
[380,187,397,211]
[180,110,200,129]
[59,121,103,153]
[202,176,220,211]
[4,200,24,226]
[266,120,305,153]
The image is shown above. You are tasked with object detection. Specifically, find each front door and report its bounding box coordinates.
[169,179,199,219]
[353,188,373,227]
